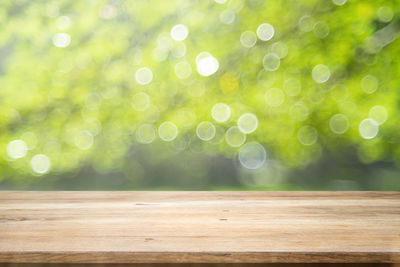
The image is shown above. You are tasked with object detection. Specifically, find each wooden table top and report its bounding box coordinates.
[0,191,399,264]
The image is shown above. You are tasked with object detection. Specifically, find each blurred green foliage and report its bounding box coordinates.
[1,0,399,189]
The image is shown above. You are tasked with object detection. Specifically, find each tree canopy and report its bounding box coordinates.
[1,0,399,189]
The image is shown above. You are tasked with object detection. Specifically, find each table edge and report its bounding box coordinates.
[1,251,399,263]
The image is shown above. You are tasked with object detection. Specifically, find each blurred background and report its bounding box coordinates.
[1,0,399,190]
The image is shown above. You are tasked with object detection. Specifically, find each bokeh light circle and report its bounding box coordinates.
[7,140,28,159]
[313,22,329,39]
[377,6,393,22]
[329,114,349,134]
[136,124,157,144]
[159,122,178,141]
[257,23,274,41]
[170,24,189,41]
[361,75,378,94]
[238,113,258,134]
[220,9,235,24]
[312,64,330,83]
[53,33,70,47]
[196,121,216,141]
[225,126,246,147]
[211,103,231,122]
[75,130,94,150]
[297,126,318,145]
[30,154,51,174]
[132,92,150,111]
[174,61,192,79]
[368,105,387,125]
[135,67,153,85]
[299,16,315,32]
[359,119,379,139]
[239,142,266,169]
[263,53,280,71]
[196,52,219,77]
[332,0,347,5]
[240,31,257,48]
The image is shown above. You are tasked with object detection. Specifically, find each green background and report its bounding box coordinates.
[1,0,399,190]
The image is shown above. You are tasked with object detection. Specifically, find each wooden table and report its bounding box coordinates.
[0,191,399,266]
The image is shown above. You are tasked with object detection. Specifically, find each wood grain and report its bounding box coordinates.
[0,264,398,267]
[0,191,399,263]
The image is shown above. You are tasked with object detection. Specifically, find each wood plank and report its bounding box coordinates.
[0,191,399,263]
[0,264,398,267]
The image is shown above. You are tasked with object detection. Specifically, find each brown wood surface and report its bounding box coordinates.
[0,191,399,264]
[0,264,398,267]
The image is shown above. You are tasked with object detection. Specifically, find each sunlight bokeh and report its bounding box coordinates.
[0,0,399,190]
